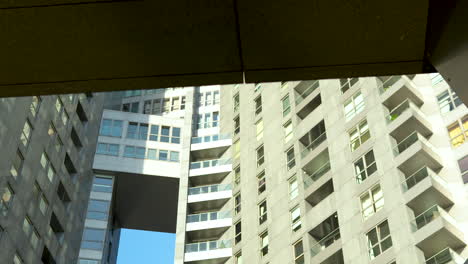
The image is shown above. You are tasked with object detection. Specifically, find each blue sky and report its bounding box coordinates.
[117,229,175,264]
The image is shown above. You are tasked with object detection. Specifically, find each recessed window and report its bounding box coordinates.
[20,120,32,148]
[235,251,242,264]
[360,184,384,220]
[447,116,468,148]
[96,143,119,156]
[92,176,113,193]
[354,150,377,183]
[340,78,359,94]
[255,96,262,115]
[61,110,69,126]
[33,183,48,215]
[48,123,63,153]
[234,116,240,135]
[344,90,365,121]
[289,177,298,200]
[284,120,293,143]
[235,220,242,244]
[233,140,240,160]
[233,93,240,112]
[293,240,304,264]
[457,155,468,184]
[100,119,123,137]
[171,127,181,144]
[349,120,370,151]
[256,145,265,167]
[87,199,110,221]
[256,119,264,141]
[282,95,291,116]
[149,125,159,141]
[234,166,241,186]
[286,147,296,170]
[55,97,64,113]
[13,253,23,264]
[30,96,41,117]
[234,192,241,215]
[82,228,106,250]
[260,231,269,257]
[367,220,392,259]
[1,184,14,215]
[259,200,267,225]
[23,216,40,249]
[437,88,462,114]
[76,102,88,124]
[40,152,55,182]
[10,150,24,179]
[160,126,170,142]
[257,171,266,194]
[291,206,301,231]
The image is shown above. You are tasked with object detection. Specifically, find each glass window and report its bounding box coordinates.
[130,102,139,113]
[126,122,138,139]
[293,240,304,264]
[255,96,262,115]
[260,231,269,256]
[152,99,162,114]
[92,176,113,193]
[256,119,264,141]
[235,221,242,244]
[286,147,296,170]
[38,192,48,215]
[172,97,180,111]
[259,200,267,224]
[438,88,462,114]
[289,177,298,200]
[282,95,291,116]
[458,155,468,183]
[257,145,264,167]
[284,120,293,143]
[143,100,152,114]
[234,116,240,135]
[340,78,359,94]
[354,150,377,183]
[147,149,157,160]
[349,120,370,151]
[181,96,186,110]
[61,110,69,126]
[205,91,212,106]
[82,228,106,250]
[149,125,159,141]
[13,253,23,264]
[234,166,241,186]
[96,143,119,156]
[170,151,179,162]
[233,93,240,112]
[39,151,55,182]
[123,146,136,158]
[448,116,468,148]
[1,184,14,215]
[159,150,168,161]
[257,171,266,194]
[160,126,170,142]
[214,91,220,104]
[344,91,365,121]
[235,252,242,264]
[163,98,170,113]
[213,112,219,127]
[360,184,384,220]
[291,207,301,231]
[138,123,149,140]
[10,150,24,179]
[234,193,241,215]
[30,96,41,117]
[135,147,146,159]
[233,140,240,160]
[87,200,110,220]
[55,97,63,113]
[23,216,40,249]
[20,120,32,148]
[171,127,181,144]
[367,220,392,259]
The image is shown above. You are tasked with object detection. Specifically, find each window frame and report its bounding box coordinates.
[360,184,384,220]
[258,200,267,225]
[447,116,468,148]
[291,206,301,231]
[289,176,299,200]
[286,146,296,170]
[282,95,291,116]
[257,170,266,194]
[293,239,304,264]
[256,145,265,167]
[366,220,392,260]
[235,220,242,244]
[234,192,241,215]
[256,119,264,141]
[260,231,269,257]
[344,90,365,121]
[254,95,262,115]
[349,119,370,152]
[354,149,377,183]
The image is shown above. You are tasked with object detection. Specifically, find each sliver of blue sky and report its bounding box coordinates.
[117,229,175,264]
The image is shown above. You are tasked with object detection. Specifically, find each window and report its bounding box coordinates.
[233,93,240,112]
[20,120,32,148]
[159,126,170,142]
[123,90,142,97]
[100,119,123,137]
[143,100,152,114]
[61,110,69,126]
[171,127,181,144]
[233,140,240,160]
[87,199,110,221]
[57,182,71,211]
[458,155,468,183]
[360,184,384,220]
[256,145,265,167]
[282,95,291,116]
[92,176,113,193]
[33,183,48,215]
[76,102,88,124]
[291,206,301,231]
[170,151,180,162]
[138,123,149,140]
[254,83,262,93]
[1,184,14,215]
[256,119,264,141]
[40,152,55,182]
[257,171,266,194]
[181,96,186,110]
[213,112,219,127]
[214,91,220,104]
[286,147,296,170]
[354,150,377,183]
[10,150,24,179]
[30,96,41,117]
[147,148,157,160]
[163,98,170,113]
[234,116,240,135]
[13,253,23,264]
[437,88,462,114]
[259,200,267,224]
[234,192,241,215]
[159,150,168,161]
[79,259,100,264]
[55,97,64,113]
[82,228,106,250]
[289,177,298,200]
[234,166,241,186]
[344,90,365,121]
[153,99,162,114]
[205,91,212,106]
[48,123,63,153]
[260,231,269,257]
[172,97,180,111]
[367,220,392,259]
[149,125,159,141]
[340,78,359,93]
[235,252,242,264]
[126,122,138,139]
[235,221,242,244]
[448,116,468,148]
[123,102,139,113]
[349,120,370,151]
[23,216,40,249]
[254,96,262,115]
[293,240,304,264]
[284,120,293,142]
[96,143,119,156]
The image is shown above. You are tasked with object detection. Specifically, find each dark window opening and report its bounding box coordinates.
[76,102,88,124]
[49,213,64,244]
[41,246,56,264]
[57,182,71,210]
[64,154,77,177]
[71,128,83,150]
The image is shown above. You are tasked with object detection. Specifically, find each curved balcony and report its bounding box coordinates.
[184,240,232,264]
[191,134,232,159]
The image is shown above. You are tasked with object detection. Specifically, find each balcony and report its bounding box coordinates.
[377,75,424,110]
[186,211,232,240]
[386,99,432,142]
[295,80,321,120]
[425,248,465,264]
[411,205,466,257]
[189,158,232,185]
[187,184,232,211]
[301,132,327,159]
[184,240,232,264]
[401,167,453,214]
[308,213,341,263]
[191,134,232,159]
[393,132,443,176]
[295,80,320,105]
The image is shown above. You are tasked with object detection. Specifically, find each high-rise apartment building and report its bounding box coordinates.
[79,74,468,264]
[0,93,104,264]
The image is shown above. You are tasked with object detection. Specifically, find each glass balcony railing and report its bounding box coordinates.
[377,76,402,94]
[191,133,231,144]
[310,228,341,257]
[187,211,231,223]
[303,161,331,188]
[295,81,320,105]
[401,167,447,192]
[185,239,232,253]
[301,133,327,158]
[426,248,465,264]
[190,158,232,170]
[410,205,444,232]
[386,99,418,123]
[393,131,420,156]
[188,183,232,196]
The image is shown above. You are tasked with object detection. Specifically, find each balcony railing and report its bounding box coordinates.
[188,183,232,196]
[301,133,327,158]
[393,131,420,156]
[191,133,231,144]
[187,211,231,223]
[378,76,402,94]
[401,167,432,192]
[190,158,232,170]
[303,161,331,188]
[185,239,232,253]
[426,248,465,264]
[386,99,418,123]
[295,81,320,105]
[310,228,341,257]
[410,205,445,232]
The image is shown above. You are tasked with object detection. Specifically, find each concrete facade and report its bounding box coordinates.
[0,93,104,264]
